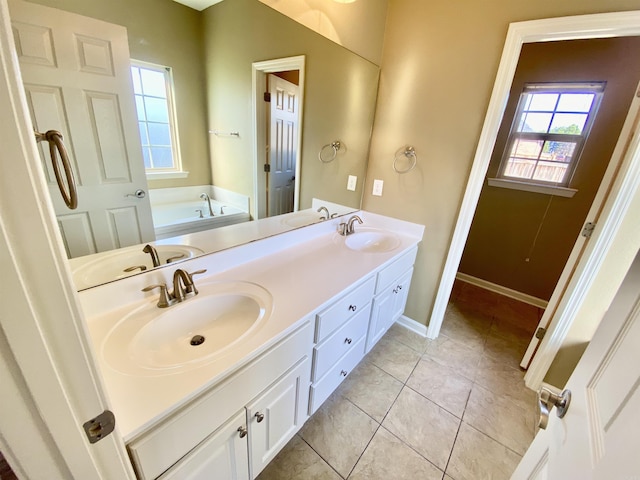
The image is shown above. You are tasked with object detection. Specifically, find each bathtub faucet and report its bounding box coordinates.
[199,193,215,217]
[143,244,161,267]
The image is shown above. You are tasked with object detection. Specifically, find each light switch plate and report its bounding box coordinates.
[347,175,357,191]
[372,179,384,196]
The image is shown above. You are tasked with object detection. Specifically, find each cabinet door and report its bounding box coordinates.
[367,287,395,353]
[247,359,310,478]
[158,410,249,480]
[388,268,414,330]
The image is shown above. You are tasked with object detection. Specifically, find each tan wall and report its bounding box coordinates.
[363,0,640,327]
[459,38,640,301]
[26,0,211,189]
[202,0,379,217]
[257,0,388,65]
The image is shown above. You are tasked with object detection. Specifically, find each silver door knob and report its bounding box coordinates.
[254,412,264,423]
[237,425,247,438]
[537,385,571,430]
[125,189,146,198]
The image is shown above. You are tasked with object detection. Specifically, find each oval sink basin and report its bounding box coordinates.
[71,244,204,289]
[102,281,272,376]
[341,228,400,253]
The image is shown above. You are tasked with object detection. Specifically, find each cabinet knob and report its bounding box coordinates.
[340,370,348,377]
[255,412,265,423]
[344,338,352,345]
[237,426,248,438]
[348,304,357,312]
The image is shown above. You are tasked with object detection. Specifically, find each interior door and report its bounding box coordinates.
[267,74,298,217]
[10,0,154,259]
[513,251,640,479]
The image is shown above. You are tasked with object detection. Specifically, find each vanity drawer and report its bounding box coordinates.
[375,247,417,294]
[312,305,369,382]
[315,275,375,342]
[309,335,366,414]
[128,320,313,480]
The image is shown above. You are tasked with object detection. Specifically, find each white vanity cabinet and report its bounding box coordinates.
[366,247,418,352]
[127,321,313,480]
[309,276,376,414]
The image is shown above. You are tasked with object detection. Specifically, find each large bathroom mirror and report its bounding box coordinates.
[11,0,380,289]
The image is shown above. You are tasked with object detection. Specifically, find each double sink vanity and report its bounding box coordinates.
[79,210,424,479]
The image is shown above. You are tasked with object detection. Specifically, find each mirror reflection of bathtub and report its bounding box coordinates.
[149,186,250,240]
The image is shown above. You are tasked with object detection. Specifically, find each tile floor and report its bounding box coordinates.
[258,280,544,480]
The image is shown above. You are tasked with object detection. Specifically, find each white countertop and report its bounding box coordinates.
[79,211,424,441]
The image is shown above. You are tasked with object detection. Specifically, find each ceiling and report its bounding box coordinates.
[172,0,223,11]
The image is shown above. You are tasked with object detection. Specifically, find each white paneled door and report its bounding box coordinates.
[513,252,640,479]
[10,0,154,258]
[267,74,298,217]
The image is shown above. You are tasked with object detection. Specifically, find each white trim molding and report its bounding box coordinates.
[487,178,577,198]
[395,315,428,338]
[455,273,548,309]
[427,11,640,392]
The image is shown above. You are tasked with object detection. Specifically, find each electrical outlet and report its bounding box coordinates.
[347,175,357,191]
[372,179,384,196]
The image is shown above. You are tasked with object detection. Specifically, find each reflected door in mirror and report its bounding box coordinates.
[11,0,154,258]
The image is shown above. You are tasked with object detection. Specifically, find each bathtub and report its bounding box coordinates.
[152,200,250,240]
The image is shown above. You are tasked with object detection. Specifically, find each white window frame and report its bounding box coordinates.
[491,82,604,196]
[131,60,187,180]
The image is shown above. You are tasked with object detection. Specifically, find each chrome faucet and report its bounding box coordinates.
[339,215,363,236]
[317,206,330,220]
[143,244,161,267]
[142,268,207,308]
[200,193,215,216]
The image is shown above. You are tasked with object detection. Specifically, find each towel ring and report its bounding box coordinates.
[318,141,341,163]
[393,146,417,174]
[35,129,78,209]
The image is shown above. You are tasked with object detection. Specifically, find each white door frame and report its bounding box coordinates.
[251,55,305,219]
[427,11,640,389]
[0,0,135,477]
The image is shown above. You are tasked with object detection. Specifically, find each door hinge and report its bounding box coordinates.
[264,163,270,173]
[263,92,271,102]
[581,222,596,238]
[82,410,116,444]
[535,327,546,340]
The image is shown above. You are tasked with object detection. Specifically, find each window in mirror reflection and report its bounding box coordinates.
[131,61,182,174]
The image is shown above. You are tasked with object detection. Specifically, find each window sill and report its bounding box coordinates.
[487,178,577,198]
[146,170,190,181]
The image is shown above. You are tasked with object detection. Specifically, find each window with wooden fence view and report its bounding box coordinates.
[498,83,604,187]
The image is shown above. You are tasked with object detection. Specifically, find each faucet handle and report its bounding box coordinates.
[123,265,147,272]
[338,222,348,236]
[142,283,174,308]
[183,269,207,295]
[166,254,186,264]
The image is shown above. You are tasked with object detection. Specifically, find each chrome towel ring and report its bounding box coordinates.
[393,146,417,174]
[318,141,341,163]
[34,129,78,209]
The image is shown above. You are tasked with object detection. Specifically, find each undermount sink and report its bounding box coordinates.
[102,281,273,376]
[71,244,204,289]
[339,228,401,253]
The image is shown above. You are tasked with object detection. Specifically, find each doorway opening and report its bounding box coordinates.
[252,56,305,220]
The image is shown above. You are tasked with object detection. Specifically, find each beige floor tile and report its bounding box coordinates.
[336,360,403,423]
[348,427,443,480]
[257,435,341,480]
[299,393,378,478]
[384,323,429,353]
[483,332,529,370]
[382,387,459,470]
[489,317,536,345]
[423,335,482,381]
[474,355,536,413]
[441,306,490,351]
[365,336,421,383]
[407,357,472,418]
[447,423,521,480]
[463,384,535,455]
[491,296,541,330]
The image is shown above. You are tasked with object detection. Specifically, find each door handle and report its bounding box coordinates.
[537,384,571,430]
[125,189,146,199]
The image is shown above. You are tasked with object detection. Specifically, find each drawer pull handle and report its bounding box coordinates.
[340,370,348,377]
[345,338,352,345]
[255,412,265,423]
[393,288,398,294]
[237,426,248,438]
[348,305,357,312]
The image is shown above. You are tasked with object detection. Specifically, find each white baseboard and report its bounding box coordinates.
[455,272,548,309]
[395,315,428,338]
